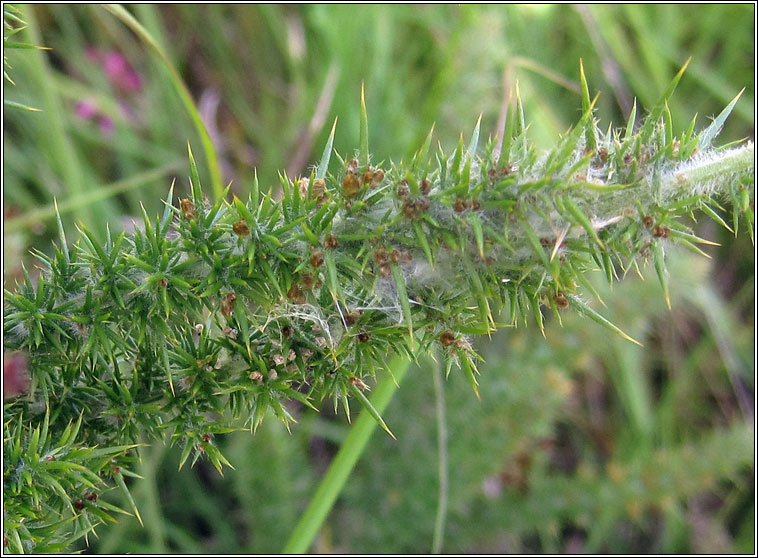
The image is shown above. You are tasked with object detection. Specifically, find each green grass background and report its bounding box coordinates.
[3,4,754,553]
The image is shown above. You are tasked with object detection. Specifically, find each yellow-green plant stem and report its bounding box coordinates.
[431,353,449,554]
[282,357,411,554]
[103,4,223,201]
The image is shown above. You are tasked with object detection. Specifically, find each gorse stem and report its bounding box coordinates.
[3,64,754,553]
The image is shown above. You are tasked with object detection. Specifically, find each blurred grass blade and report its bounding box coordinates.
[283,357,410,554]
[103,4,223,200]
[359,82,369,167]
[18,8,97,227]
[5,162,181,234]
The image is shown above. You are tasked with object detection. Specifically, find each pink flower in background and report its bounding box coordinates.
[4,352,30,399]
[99,115,116,136]
[86,48,143,93]
[85,46,99,62]
[75,99,98,119]
[74,48,144,137]
[74,99,115,137]
[102,51,142,93]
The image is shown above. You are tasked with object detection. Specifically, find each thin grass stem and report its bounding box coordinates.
[103,4,224,200]
[282,357,411,554]
[431,352,449,554]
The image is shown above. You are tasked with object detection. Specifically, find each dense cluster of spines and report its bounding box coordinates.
[3,67,754,552]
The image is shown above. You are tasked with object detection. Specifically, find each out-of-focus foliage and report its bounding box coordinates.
[3,4,753,555]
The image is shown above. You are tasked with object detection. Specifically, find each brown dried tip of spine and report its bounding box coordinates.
[454,338,471,350]
[555,292,570,309]
[373,247,388,264]
[312,178,327,200]
[310,250,325,267]
[180,198,196,219]
[297,178,308,198]
[301,273,315,289]
[325,235,339,249]
[454,198,467,213]
[202,433,212,443]
[652,225,670,238]
[233,220,250,236]
[344,311,362,326]
[158,278,168,288]
[671,140,681,157]
[592,147,608,168]
[357,332,371,342]
[489,164,514,179]
[343,173,361,197]
[249,371,263,382]
[440,331,456,346]
[287,284,305,304]
[221,292,237,317]
[642,216,654,228]
[281,325,293,337]
[403,201,416,217]
[349,376,369,390]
